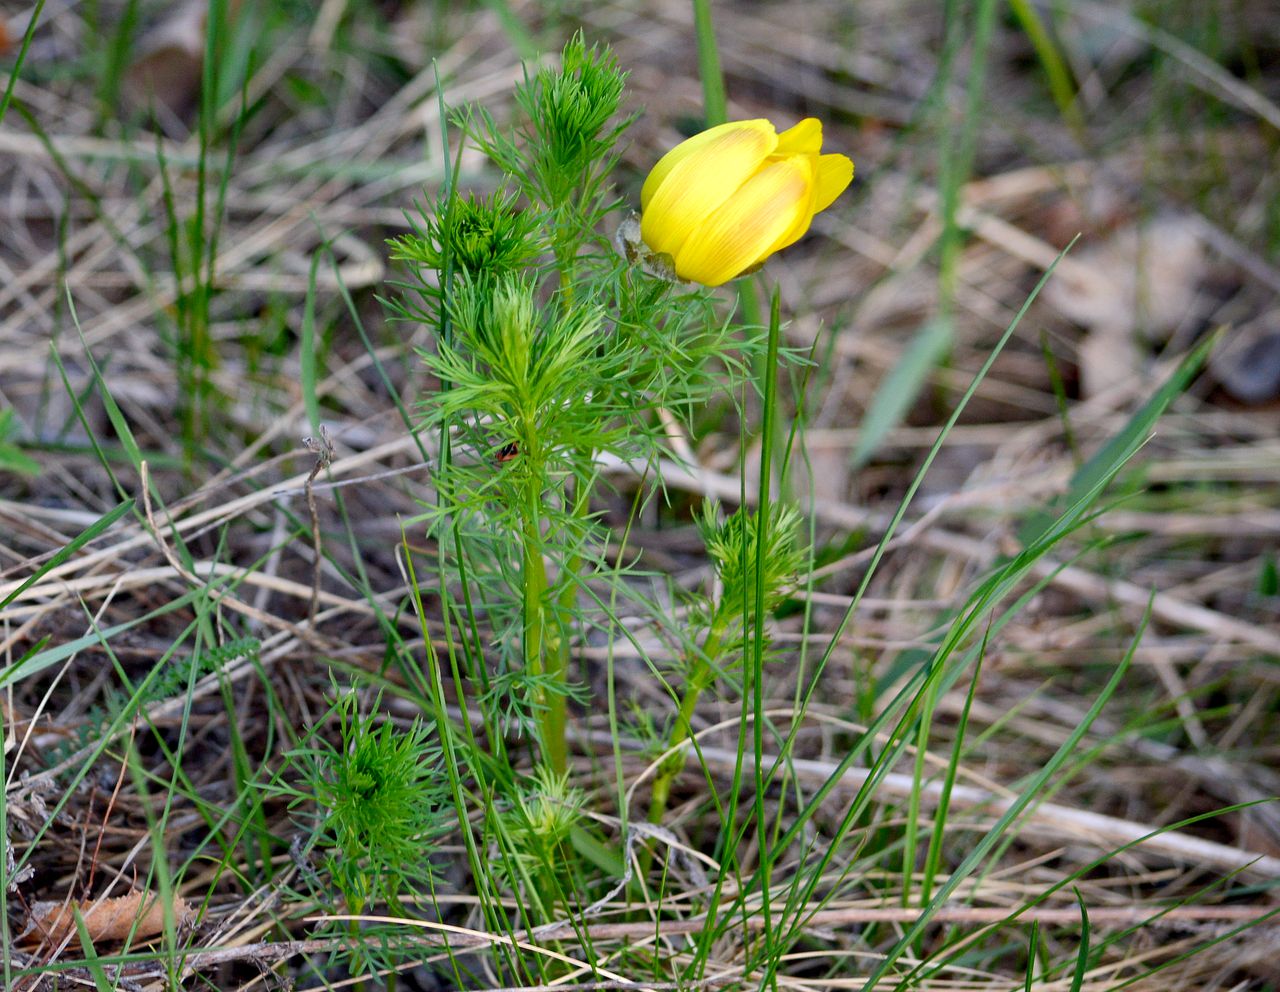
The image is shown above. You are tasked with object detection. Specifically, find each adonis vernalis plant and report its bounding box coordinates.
[385,34,851,921]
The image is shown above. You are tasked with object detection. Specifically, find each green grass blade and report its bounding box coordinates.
[1021,331,1218,545]
[1007,0,1085,135]
[0,498,135,612]
[71,913,116,992]
[0,408,40,475]
[1068,890,1092,992]
[938,0,999,314]
[749,289,782,985]
[1067,331,1217,511]
[872,604,1147,992]
[0,0,45,126]
[781,240,1077,796]
[302,251,324,436]
[1024,921,1041,991]
[920,637,987,903]
[850,316,952,470]
[2,585,197,688]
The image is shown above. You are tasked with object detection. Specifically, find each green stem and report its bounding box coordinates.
[556,243,577,309]
[547,460,591,767]
[691,0,727,126]
[690,0,781,502]
[348,917,365,992]
[749,290,782,978]
[522,476,566,774]
[646,621,726,827]
[535,214,588,777]
[544,627,567,776]
[902,681,935,916]
[636,620,727,886]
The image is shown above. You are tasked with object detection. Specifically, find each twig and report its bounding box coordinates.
[640,457,1280,660]
[685,741,1280,882]
[302,425,335,625]
[137,462,333,650]
[171,902,1271,974]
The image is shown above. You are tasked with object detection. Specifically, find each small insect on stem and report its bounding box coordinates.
[495,441,520,464]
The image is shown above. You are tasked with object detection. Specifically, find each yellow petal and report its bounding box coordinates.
[640,119,776,211]
[673,156,813,287]
[773,118,823,156]
[757,151,855,260]
[813,153,853,213]
[640,121,778,259]
[758,154,820,258]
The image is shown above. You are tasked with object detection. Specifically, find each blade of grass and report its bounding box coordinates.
[869,605,1142,992]
[1024,921,1041,990]
[691,243,1077,981]
[1040,327,1079,463]
[125,737,185,988]
[1021,330,1218,545]
[0,0,45,126]
[1068,890,1092,992]
[71,913,117,992]
[773,240,1079,820]
[97,0,141,120]
[0,499,135,614]
[850,316,952,470]
[901,802,1269,992]
[1064,330,1218,512]
[939,0,998,317]
[749,290,782,989]
[301,252,324,437]
[1007,0,1085,136]
[0,408,40,475]
[756,276,1183,970]
[919,633,988,904]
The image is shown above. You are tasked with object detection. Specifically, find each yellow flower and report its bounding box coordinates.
[639,118,853,287]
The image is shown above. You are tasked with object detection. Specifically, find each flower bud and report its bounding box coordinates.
[639,118,853,287]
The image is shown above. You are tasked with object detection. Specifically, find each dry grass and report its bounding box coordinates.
[2,0,1279,989]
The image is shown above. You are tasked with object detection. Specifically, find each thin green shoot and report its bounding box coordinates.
[0,0,45,126]
[1007,0,1086,136]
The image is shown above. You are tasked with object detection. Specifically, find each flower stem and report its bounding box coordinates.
[546,461,591,769]
[522,475,567,774]
[691,0,727,127]
[646,620,726,827]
